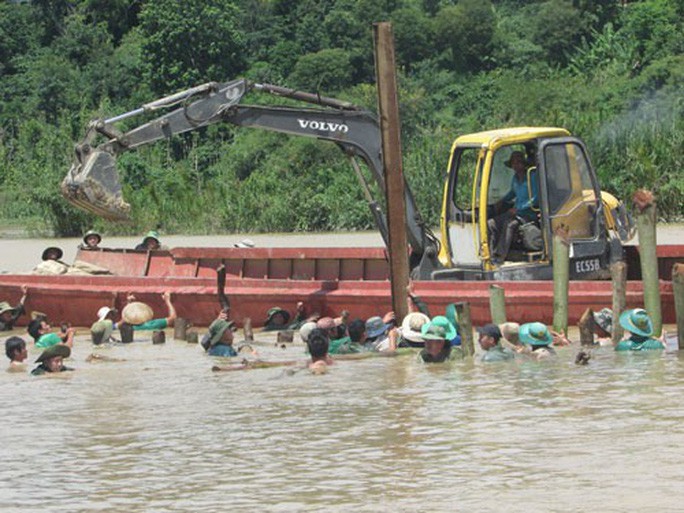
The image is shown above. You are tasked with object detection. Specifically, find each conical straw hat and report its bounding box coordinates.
[122,301,154,325]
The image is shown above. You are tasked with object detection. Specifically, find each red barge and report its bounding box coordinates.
[0,244,680,329]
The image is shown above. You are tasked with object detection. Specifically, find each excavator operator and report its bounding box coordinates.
[487,150,540,264]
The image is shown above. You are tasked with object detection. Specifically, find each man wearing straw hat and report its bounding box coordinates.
[31,344,74,376]
[121,291,177,332]
[0,284,28,331]
[615,308,664,351]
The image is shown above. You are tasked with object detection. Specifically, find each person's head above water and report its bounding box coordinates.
[307,328,330,361]
[5,336,27,362]
[477,323,502,351]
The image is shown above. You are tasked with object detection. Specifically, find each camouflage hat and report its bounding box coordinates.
[592,308,613,334]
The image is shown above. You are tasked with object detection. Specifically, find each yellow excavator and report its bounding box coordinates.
[62,79,634,280]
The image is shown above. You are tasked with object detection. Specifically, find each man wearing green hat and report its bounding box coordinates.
[519,322,556,360]
[419,316,461,363]
[80,230,102,250]
[0,284,28,331]
[204,318,238,357]
[615,309,664,351]
[135,231,162,251]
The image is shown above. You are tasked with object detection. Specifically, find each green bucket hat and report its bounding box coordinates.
[208,319,235,346]
[619,308,653,337]
[445,303,460,332]
[519,322,553,346]
[421,315,457,341]
[35,343,70,363]
[143,230,160,244]
[83,230,101,245]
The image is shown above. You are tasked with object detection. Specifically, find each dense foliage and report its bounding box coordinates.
[0,0,682,236]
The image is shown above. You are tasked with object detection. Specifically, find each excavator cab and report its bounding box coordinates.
[436,127,634,280]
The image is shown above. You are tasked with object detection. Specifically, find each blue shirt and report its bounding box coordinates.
[503,170,539,222]
[208,344,238,357]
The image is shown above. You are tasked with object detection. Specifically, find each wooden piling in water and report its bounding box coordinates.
[174,318,188,340]
[610,261,627,345]
[186,330,198,344]
[578,308,595,346]
[673,263,684,351]
[374,22,409,322]
[454,302,474,357]
[489,284,506,325]
[552,226,570,334]
[633,190,662,336]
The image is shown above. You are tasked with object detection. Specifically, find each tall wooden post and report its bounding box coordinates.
[552,226,570,334]
[489,284,507,325]
[374,22,409,321]
[454,302,474,357]
[673,263,684,351]
[610,261,627,345]
[633,190,662,336]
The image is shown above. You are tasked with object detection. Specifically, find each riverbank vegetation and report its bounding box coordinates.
[1,0,682,236]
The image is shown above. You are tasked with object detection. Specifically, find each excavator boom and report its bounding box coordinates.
[62,79,436,264]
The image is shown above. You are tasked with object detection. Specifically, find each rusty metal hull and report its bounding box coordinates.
[0,273,676,329]
[0,245,679,328]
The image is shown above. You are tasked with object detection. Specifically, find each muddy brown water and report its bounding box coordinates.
[1,229,684,512]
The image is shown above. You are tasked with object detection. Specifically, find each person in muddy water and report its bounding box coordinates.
[204,318,238,357]
[307,327,333,374]
[0,284,28,331]
[615,309,665,351]
[5,336,28,372]
[120,291,177,332]
[478,323,515,362]
[28,317,75,349]
[419,316,459,363]
[31,344,73,376]
[519,322,556,360]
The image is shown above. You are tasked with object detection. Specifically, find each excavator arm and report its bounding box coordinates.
[62,78,440,271]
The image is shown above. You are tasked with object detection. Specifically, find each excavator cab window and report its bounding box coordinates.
[446,147,483,266]
[450,148,481,215]
[540,140,600,240]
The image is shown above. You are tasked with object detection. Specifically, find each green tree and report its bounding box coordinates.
[434,0,496,73]
[139,0,246,93]
[289,48,354,91]
[533,0,587,66]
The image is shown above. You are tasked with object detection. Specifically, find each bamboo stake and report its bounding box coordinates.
[578,308,595,346]
[454,302,474,357]
[552,226,570,334]
[633,190,662,336]
[673,263,684,351]
[489,284,507,325]
[173,317,188,340]
[610,261,627,345]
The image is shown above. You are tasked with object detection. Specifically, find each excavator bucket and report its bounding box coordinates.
[61,150,131,221]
